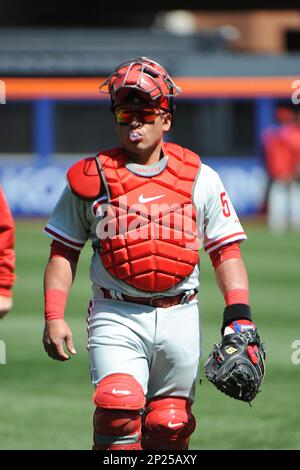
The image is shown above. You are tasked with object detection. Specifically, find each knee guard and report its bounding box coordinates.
[142,397,196,450]
[93,373,145,450]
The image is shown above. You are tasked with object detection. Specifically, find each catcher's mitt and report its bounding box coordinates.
[204,329,266,404]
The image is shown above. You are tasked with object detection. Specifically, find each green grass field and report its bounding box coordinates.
[0,219,299,450]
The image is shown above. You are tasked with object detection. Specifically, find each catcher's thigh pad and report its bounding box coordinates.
[142,397,196,450]
[93,373,145,450]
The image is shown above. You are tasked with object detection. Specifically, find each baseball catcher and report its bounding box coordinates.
[205,317,266,404]
[42,56,265,450]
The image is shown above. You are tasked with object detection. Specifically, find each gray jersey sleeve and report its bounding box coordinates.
[194,164,247,254]
[44,185,90,250]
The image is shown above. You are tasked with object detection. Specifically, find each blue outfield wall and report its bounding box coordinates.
[0,156,268,217]
[204,157,268,215]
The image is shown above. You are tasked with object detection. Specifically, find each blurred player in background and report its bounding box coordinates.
[42,57,262,450]
[261,105,300,234]
[0,185,15,318]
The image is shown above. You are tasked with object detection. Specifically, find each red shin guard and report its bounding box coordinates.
[142,397,196,450]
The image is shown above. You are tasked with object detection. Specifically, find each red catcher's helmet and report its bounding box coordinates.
[99,57,181,113]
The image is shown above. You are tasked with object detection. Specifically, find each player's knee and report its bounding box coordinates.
[93,373,145,450]
[143,397,196,450]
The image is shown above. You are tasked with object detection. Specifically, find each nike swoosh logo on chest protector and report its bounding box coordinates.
[138,194,165,204]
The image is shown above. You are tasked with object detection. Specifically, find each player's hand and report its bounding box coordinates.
[43,319,77,361]
[0,295,13,319]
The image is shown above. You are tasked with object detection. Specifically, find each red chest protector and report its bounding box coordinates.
[67,143,201,292]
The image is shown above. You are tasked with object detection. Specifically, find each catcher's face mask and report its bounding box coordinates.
[99,57,181,114]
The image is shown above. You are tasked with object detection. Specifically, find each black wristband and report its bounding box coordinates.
[221,304,252,335]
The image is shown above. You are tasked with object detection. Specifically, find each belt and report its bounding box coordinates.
[100,288,197,308]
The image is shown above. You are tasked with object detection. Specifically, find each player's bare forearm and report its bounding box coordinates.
[44,255,77,292]
[214,258,249,297]
[43,256,77,361]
